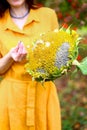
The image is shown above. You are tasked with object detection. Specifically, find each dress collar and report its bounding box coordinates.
[3,8,40,32]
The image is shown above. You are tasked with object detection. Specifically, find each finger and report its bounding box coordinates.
[17,54,27,62]
[20,42,27,54]
[22,46,27,54]
[18,42,23,54]
[18,41,24,48]
[18,41,22,47]
[18,41,27,54]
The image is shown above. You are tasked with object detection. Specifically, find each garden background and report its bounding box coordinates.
[35,0,87,130]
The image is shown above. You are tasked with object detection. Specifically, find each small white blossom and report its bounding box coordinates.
[27,45,30,48]
[36,39,44,44]
[45,42,50,47]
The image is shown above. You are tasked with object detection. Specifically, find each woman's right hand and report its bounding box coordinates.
[10,41,27,62]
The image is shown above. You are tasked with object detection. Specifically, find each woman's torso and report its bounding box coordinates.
[0,7,59,81]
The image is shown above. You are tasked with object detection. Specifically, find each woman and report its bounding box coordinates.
[0,0,61,130]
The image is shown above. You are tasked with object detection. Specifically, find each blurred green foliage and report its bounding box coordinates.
[58,0,87,28]
[60,80,87,130]
[55,73,87,130]
[37,0,87,28]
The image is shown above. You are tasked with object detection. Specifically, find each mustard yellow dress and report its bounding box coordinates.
[0,7,61,130]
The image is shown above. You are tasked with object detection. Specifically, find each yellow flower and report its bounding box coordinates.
[25,27,80,82]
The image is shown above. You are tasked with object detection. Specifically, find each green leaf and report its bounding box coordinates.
[77,57,87,75]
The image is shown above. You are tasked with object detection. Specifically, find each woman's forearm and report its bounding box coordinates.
[0,52,14,74]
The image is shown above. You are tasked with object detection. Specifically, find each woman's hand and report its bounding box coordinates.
[10,41,27,62]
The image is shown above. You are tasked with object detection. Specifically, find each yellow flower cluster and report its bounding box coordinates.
[25,28,80,82]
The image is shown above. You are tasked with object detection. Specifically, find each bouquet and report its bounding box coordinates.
[25,27,87,82]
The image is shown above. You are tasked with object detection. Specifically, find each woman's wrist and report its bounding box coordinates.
[7,51,14,62]
[0,52,14,74]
